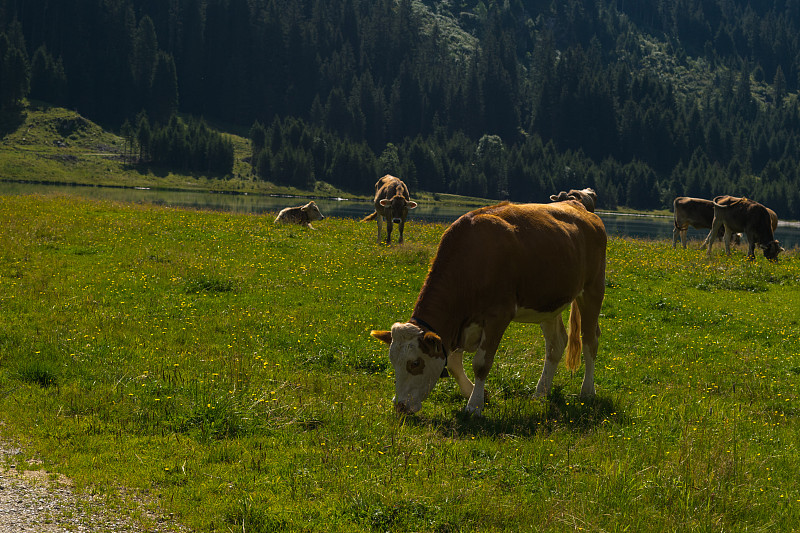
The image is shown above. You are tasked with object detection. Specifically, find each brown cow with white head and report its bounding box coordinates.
[371,201,607,416]
[362,175,417,244]
[550,188,597,212]
[701,195,783,260]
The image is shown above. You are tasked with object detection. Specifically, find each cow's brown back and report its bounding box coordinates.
[373,175,410,205]
[413,201,606,353]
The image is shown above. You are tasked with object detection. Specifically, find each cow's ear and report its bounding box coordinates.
[421,332,445,360]
[379,199,391,207]
[407,201,418,209]
[370,330,393,345]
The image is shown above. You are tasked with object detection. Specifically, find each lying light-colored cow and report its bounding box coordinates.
[362,175,417,244]
[274,201,325,229]
[371,200,607,416]
[701,195,783,260]
[549,187,597,212]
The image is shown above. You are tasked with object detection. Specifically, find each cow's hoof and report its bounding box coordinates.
[464,405,484,417]
[534,384,550,397]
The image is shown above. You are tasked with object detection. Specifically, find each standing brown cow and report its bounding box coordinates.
[701,196,783,260]
[371,200,607,416]
[673,197,721,248]
[362,175,417,244]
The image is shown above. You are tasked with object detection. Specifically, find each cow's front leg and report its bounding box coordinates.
[385,218,393,244]
[535,314,568,396]
[446,350,474,398]
[466,341,498,415]
[397,219,405,244]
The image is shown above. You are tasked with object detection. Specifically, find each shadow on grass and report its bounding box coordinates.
[409,386,623,439]
[0,107,25,137]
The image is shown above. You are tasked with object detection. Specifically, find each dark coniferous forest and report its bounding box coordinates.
[3,0,800,217]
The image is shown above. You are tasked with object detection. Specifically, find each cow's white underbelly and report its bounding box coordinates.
[461,323,484,351]
[513,304,569,323]
[459,303,571,351]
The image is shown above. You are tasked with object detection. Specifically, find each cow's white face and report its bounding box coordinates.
[371,322,445,414]
[302,202,325,221]
[378,196,417,224]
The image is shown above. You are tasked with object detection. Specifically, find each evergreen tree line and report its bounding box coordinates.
[3,0,800,217]
[121,113,235,175]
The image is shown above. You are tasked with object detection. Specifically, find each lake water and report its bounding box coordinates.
[3,181,800,249]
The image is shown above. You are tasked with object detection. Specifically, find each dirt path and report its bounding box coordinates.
[0,439,188,532]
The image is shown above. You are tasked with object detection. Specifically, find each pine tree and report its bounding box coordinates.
[0,32,29,110]
[773,65,787,107]
[149,51,179,124]
[131,16,159,94]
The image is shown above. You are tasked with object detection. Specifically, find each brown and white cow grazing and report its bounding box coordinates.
[371,200,607,416]
[362,175,417,244]
[274,201,325,229]
[701,195,783,260]
[549,188,597,212]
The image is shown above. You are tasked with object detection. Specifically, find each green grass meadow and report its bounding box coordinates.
[1,193,799,532]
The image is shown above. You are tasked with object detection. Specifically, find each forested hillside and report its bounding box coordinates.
[3,0,800,217]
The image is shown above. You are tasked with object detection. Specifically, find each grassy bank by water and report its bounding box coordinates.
[1,193,799,532]
[0,103,492,209]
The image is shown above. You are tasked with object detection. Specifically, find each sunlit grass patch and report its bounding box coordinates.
[182,274,239,294]
[2,195,800,532]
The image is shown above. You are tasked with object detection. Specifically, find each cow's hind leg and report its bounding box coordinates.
[576,285,603,398]
[376,216,383,243]
[535,314,568,396]
[703,217,724,255]
[680,228,689,249]
[672,225,687,248]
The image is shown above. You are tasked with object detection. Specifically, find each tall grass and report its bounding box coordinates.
[1,193,798,531]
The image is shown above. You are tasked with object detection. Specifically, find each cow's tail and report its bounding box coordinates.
[565,300,582,371]
[362,211,377,222]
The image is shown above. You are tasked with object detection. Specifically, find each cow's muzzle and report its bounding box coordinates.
[394,400,419,415]
[392,217,402,224]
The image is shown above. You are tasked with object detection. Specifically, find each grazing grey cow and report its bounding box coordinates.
[701,196,783,260]
[549,188,597,212]
[274,201,325,229]
[371,200,607,416]
[362,175,417,244]
[673,197,722,248]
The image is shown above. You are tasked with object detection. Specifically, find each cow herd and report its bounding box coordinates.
[673,195,783,260]
[274,178,785,416]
